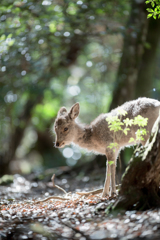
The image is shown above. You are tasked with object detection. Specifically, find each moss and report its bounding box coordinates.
[0,175,14,185]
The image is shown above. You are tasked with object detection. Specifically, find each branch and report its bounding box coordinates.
[51,174,67,194]
[76,184,121,196]
[35,174,69,204]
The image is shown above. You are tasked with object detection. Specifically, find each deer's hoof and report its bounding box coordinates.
[111,192,117,197]
[102,192,109,198]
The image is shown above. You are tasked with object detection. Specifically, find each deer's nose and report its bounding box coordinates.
[56,142,59,147]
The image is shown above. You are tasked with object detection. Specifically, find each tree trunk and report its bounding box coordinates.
[0,98,42,175]
[110,0,148,110]
[135,18,160,98]
[113,116,160,211]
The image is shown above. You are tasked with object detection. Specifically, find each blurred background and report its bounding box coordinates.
[0,0,160,176]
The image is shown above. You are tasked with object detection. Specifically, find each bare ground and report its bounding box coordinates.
[1,167,160,240]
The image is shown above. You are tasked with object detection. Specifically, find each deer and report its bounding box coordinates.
[54,97,160,197]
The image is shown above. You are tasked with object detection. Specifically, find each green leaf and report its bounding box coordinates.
[66,3,77,15]
[133,115,148,127]
[8,39,15,46]
[109,121,123,132]
[123,128,130,135]
[107,142,119,151]
[108,161,114,166]
[147,13,153,18]
[138,128,147,136]
[117,108,127,116]
[123,118,134,127]
[129,137,135,143]
[146,8,154,12]
[151,2,155,7]
[7,33,12,38]
[153,15,157,19]
[106,115,119,124]
[49,21,57,33]
[135,128,147,142]
[0,34,6,41]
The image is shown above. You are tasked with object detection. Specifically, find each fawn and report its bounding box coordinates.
[54,98,160,197]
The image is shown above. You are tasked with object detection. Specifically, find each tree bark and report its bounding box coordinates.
[135,18,160,98]
[110,0,148,110]
[0,98,42,175]
[113,116,160,211]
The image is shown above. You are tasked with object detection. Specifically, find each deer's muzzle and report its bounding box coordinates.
[55,141,64,148]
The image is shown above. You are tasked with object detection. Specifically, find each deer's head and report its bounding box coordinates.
[54,103,80,148]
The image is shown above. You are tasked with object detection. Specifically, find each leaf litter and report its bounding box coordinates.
[1,172,160,239]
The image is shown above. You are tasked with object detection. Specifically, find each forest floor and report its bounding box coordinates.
[1,166,160,240]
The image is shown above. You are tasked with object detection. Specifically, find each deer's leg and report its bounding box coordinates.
[111,163,116,196]
[110,150,118,196]
[102,150,118,197]
[102,160,111,197]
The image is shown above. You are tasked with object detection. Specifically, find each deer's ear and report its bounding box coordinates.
[69,103,80,120]
[58,107,67,117]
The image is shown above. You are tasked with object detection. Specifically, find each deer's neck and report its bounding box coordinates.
[73,123,93,149]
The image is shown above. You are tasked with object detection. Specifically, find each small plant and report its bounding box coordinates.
[106,109,148,153]
[145,0,160,19]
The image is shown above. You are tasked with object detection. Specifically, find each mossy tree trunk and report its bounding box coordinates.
[113,116,160,211]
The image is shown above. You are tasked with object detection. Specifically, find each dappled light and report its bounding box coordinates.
[1,0,160,239]
[67,85,81,96]
[62,146,82,166]
[1,173,160,239]
[1,0,126,172]
[63,147,73,158]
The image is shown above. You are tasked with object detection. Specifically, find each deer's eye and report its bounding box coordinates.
[64,127,68,132]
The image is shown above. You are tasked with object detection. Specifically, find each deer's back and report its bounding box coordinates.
[90,98,160,152]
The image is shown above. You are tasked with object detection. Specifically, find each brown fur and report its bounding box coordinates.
[54,98,160,197]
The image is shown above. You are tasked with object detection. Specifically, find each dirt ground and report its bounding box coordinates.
[1,167,160,240]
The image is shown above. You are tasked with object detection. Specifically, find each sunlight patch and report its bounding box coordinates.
[63,148,73,158]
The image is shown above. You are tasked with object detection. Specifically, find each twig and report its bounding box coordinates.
[35,196,70,204]
[76,188,103,196]
[76,184,121,197]
[35,172,121,203]
[51,174,67,194]
[35,174,68,203]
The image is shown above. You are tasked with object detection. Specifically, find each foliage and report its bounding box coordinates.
[106,110,148,152]
[146,0,160,19]
[0,0,130,170]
